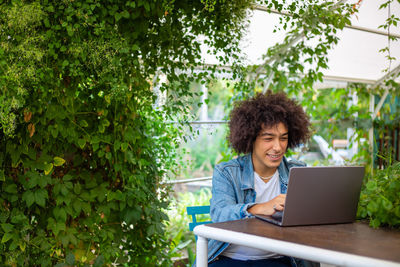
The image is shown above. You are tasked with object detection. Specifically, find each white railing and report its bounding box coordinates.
[164,176,212,184]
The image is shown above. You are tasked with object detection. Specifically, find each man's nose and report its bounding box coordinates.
[272,139,281,150]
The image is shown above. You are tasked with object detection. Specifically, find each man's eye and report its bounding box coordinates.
[264,138,272,142]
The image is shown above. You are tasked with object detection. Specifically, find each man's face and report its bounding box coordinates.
[252,122,289,175]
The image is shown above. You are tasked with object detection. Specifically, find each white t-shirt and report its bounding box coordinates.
[221,170,281,260]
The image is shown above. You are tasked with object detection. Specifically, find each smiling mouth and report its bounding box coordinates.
[267,153,283,159]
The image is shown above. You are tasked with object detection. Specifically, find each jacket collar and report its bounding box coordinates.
[241,153,254,190]
[240,153,289,190]
[278,156,289,187]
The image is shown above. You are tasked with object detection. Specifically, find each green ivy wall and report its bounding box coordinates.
[0,0,252,265]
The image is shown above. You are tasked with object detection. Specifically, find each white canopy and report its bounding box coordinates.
[202,1,400,85]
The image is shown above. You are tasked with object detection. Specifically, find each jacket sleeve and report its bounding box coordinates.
[209,166,255,223]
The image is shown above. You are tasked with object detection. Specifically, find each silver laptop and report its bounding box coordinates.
[255,166,365,226]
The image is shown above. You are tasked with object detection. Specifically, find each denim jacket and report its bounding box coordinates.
[207,153,306,264]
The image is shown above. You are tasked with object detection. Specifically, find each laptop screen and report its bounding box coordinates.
[281,166,365,226]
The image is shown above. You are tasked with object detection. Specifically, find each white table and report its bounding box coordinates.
[194,218,400,267]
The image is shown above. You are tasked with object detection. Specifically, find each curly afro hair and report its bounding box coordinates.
[228,91,311,154]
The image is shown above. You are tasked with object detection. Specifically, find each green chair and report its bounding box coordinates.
[186,205,212,232]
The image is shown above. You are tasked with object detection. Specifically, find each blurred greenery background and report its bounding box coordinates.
[163,78,399,266]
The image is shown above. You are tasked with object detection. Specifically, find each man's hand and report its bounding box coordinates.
[247,194,286,216]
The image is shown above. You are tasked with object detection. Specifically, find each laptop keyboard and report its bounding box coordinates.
[272,211,283,222]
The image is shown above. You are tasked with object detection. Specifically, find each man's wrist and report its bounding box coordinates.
[248,204,260,215]
[248,203,275,216]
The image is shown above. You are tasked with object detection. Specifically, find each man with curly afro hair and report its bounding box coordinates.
[206,91,315,267]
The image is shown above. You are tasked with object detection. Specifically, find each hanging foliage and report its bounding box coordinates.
[0,0,252,265]
[230,0,355,101]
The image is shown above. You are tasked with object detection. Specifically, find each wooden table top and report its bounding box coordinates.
[206,218,400,263]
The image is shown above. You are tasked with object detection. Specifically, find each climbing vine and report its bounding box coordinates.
[0,0,252,265]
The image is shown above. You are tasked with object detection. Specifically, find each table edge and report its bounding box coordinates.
[194,224,400,267]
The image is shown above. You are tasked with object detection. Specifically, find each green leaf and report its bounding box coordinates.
[66,253,75,265]
[82,202,91,214]
[54,221,66,236]
[67,26,73,36]
[72,199,82,214]
[80,120,88,127]
[1,223,14,232]
[22,191,35,208]
[121,10,130,18]
[366,180,377,191]
[175,239,192,251]
[123,208,140,224]
[63,174,73,181]
[382,199,393,211]
[9,239,18,250]
[73,183,82,195]
[5,184,17,194]
[61,184,69,196]
[44,18,50,27]
[188,246,195,265]
[54,157,66,166]
[94,255,105,267]
[19,241,26,252]
[370,218,381,228]
[147,224,155,236]
[0,170,5,182]
[65,181,73,190]
[1,232,13,243]
[143,1,150,12]
[98,124,105,133]
[34,189,47,207]
[53,207,67,222]
[51,127,58,138]
[115,13,122,22]
[38,175,51,188]
[114,140,121,152]
[132,44,140,51]
[27,173,38,189]
[10,150,21,167]
[44,163,53,175]
[62,59,69,68]
[11,214,26,224]
[102,119,110,127]
[394,206,400,217]
[77,139,86,149]
[367,200,379,214]
[121,143,128,152]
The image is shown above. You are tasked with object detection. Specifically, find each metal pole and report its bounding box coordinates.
[253,5,400,39]
[369,93,375,175]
